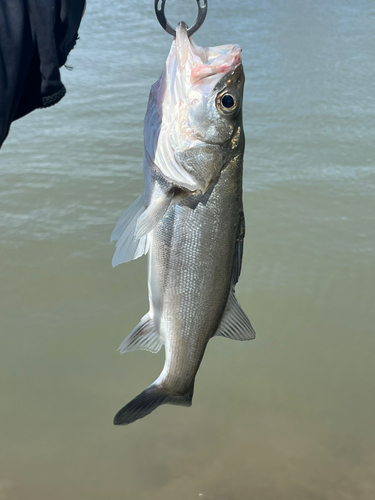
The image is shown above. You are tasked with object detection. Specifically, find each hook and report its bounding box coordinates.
[154,0,208,38]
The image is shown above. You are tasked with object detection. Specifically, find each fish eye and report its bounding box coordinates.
[222,94,235,109]
[217,91,239,116]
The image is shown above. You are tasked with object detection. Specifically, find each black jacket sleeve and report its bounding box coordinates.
[0,0,85,148]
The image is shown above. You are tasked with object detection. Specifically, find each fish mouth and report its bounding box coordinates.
[189,47,243,84]
[174,22,243,84]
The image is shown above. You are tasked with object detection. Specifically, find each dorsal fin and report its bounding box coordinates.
[214,289,256,341]
[232,210,245,285]
[214,211,255,341]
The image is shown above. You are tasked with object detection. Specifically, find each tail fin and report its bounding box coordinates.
[113,384,193,426]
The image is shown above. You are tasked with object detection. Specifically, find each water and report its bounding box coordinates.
[0,0,374,498]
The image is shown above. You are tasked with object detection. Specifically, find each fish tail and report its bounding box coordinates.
[113,383,193,426]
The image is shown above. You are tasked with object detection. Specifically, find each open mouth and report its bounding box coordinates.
[173,23,242,84]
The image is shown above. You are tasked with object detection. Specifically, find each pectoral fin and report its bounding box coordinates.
[135,190,175,239]
[214,289,256,341]
[111,195,150,267]
[111,190,175,267]
[118,313,163,354]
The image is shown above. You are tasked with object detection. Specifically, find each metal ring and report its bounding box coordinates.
[154,0,208,37]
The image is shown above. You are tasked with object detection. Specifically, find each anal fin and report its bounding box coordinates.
[214,290,256,341]
[118,313,163,354]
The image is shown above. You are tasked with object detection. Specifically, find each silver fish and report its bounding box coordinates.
[111,23,255,425]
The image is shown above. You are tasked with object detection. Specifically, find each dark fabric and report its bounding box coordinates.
[0,0,85,148]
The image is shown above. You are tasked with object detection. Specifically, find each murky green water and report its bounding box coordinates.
[1,1,374,499]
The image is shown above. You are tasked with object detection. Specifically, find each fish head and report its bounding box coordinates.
[183,44,245,147]
[146,23,245,192]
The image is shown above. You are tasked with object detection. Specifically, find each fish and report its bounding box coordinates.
[111,22,255,425]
